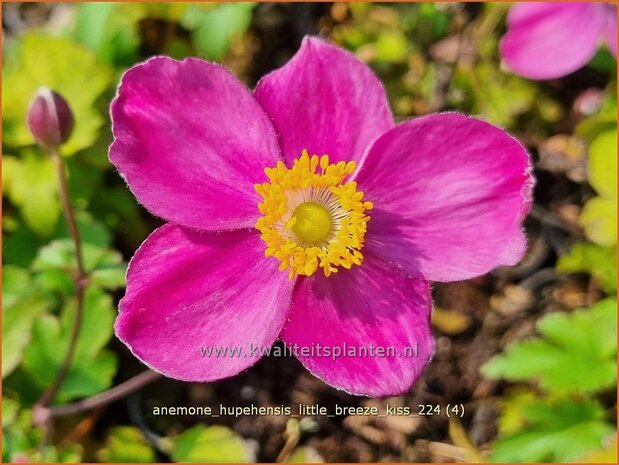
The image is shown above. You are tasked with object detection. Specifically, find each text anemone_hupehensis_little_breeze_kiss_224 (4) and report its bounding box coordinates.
[110,36,534,397]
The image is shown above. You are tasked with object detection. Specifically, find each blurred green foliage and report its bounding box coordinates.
[491,394,614,463]
[179,3,256,60]
[73,3,142,67]
[580,129,617,246]
[2,267,49,378]
[3,152,60,235]
[98,427,158,463]
[171,425,252,462]
[2,398,82,462]
[331,3,563,129]
[70,2,256,64]
[557,242,617,294]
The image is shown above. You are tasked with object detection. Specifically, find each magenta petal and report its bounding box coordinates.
[110,57,280,231]
[500,2,605,80]
[605,6,617,56]
[115,224,294,382]
[254,36,393,166]
[354,113,533,283]
[281,255,434,397]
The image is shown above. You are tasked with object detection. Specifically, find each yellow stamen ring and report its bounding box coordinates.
[255,149,373,279]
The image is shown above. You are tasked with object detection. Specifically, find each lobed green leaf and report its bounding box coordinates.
[482,299,617,394]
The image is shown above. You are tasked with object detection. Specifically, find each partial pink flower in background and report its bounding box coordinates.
[501,2,617,80]
[110,37,533,397]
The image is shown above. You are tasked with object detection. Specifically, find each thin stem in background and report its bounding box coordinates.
[34,147,87,423]
[32,147,160,455]
[49,370,162,418]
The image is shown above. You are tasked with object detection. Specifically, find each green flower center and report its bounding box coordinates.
[290,201,332,244]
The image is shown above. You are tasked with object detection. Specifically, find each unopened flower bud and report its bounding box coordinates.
[27,87,74,149]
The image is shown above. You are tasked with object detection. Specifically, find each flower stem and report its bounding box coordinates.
[49,370,162,418]
[31,150,161,445]
[34,147,87,420]
[52,146,86,276]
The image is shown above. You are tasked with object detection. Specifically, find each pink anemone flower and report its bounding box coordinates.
[110,37,533,397]
[501,2,617,80]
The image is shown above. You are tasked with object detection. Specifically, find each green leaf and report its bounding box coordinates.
[91,268,127,290]
[375,31,409,63]
[482,299,617,393]
[490,398,615,462]
[579,437,617,463]
[581,129,617,246]
[55,211,112,248]
[2,267,50,378]
[1,398,20,428]
[557,242,617,293]
[21,287,118,403]
[588,48,617,74]
[417,3,452,39]
[34,239,123,272]
[2,403,82,462]
[98,427,157,463]
[172,425,251,463]
[581,197,617,246]
[588,129,617,197]
[33,239,127,291]
[2,34,112,155]
[2,294,49,378]
[181,3,255,60]
[73,3,142,66]
[2,153,60,236]
[35,269,76,298]
[2,408,45,463]
[73,3,117,54]
[139,2,194,22]
[287,446,324,463]
[2,220,43,267]
[2,266,31,310]
[55,350,118,402]
[56,444,83,463]
[62,288,116,360]
[496,390,542,436]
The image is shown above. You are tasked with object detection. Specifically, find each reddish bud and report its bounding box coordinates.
[27,87,74,148]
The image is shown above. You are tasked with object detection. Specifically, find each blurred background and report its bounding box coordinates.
[2,2,617,463]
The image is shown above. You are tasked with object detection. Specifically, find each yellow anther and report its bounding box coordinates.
[285,216,297,229]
